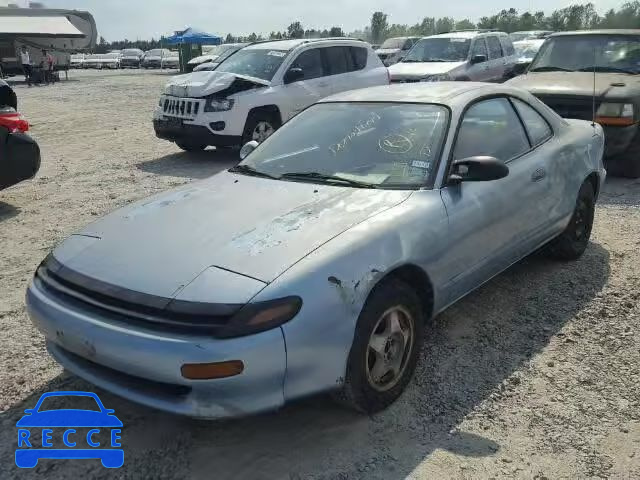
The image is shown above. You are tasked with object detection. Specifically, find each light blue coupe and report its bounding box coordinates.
[27,83,605,418]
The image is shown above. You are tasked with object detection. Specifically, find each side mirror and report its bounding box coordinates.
[284,67,304,84]
[239,140,259,160]
[449,156,509,183]
[471,54,487,65]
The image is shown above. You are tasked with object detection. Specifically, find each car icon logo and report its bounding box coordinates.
[15,391,124,468]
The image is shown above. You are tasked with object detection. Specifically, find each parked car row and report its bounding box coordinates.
[69,49,180,69]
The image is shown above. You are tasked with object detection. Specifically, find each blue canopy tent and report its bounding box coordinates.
[165,28,222,72]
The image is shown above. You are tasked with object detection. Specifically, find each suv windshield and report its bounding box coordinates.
[530,35,640,74]
[240,102,448,189]
[402,37,471,62]
[216,48,288,81]
[380,38,405,49]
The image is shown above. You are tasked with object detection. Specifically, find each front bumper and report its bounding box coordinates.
[26,279,287,418]
[602,123,639,157]
[153,119,241,147]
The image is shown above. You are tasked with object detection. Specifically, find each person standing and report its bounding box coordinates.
[20,46,32,87]
[42,50,54,85]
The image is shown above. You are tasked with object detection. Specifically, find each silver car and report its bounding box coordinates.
[27,83,605,419]
[389,31,517,83]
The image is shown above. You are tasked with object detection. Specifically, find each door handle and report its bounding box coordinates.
[531,168,546,182]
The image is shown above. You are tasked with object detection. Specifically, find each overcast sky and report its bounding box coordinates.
[40,0,623,41]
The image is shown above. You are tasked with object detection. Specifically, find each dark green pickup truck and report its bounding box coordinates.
[508,30,640,178]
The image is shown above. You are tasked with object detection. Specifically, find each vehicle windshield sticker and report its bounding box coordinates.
[411,160,430,169]
[379,134,413,154]
[329,112,381,156]
[268,51,286,57]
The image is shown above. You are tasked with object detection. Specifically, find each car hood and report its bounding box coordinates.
[163,71,269,97]
[389,61,465,79]
[17,410,123,427]
[508,72,640,98]
[188,54,218,65]
[57,172,411,299]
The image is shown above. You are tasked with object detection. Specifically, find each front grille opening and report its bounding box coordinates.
[36,264,233,335]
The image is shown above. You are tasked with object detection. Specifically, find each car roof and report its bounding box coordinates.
[246,38,364,51]
[420,30,507,40]
[320,82,525,106]
[550,29,640,37]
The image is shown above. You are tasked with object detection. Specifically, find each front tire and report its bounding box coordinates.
[176,142,206,152]
[242,111,280,145]
[335,279,424,414]
[546,180,595,260]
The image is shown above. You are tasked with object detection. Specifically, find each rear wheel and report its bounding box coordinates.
[176,142,206,152]
[335,279,424,414]
[546,181,595,260]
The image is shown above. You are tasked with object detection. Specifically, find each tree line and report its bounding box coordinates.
[95,1,640,52]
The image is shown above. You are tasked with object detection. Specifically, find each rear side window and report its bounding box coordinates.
[486,36,503,59]
[291,49,324,80]
[324,46,355,75]
[350,47,368,70]
[511,98,552,145]
[500,36,515,56]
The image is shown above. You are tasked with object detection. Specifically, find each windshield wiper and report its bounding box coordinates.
[280,172,377,188]
[576,66,638,75]
[228,164,280,180]
[529,66,573,72]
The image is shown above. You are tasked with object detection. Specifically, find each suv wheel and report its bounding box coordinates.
[242,111,281,145]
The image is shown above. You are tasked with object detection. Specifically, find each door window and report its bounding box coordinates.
[453,98,530,162]
[500,36,515,56]
[350,47,368,70]
[290,48,324,80]
[470,38,488,59]
[486,36,504,59]
[511,98,553,146]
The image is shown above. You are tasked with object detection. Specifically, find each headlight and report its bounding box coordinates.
[421,73,452,82]
[217,296,302,338]
[596,102,635,126]
[204,97,234,112]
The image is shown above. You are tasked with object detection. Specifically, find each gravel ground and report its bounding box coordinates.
[0,70,639,479]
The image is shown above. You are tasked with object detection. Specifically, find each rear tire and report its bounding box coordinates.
[176,142,206,152]
[334,279,424,414]
[546,181,595,261]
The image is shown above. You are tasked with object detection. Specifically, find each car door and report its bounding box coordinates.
[438,97,549,306]
[466,37,491,81]
[280,47,331,122]
[485,35,505,82]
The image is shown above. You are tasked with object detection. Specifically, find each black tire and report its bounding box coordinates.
[546,181,595,261]
[241,110,281,145]
[334,279,424,414]
[176,142,206,152]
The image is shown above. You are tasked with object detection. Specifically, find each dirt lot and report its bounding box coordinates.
[0,70,639,479]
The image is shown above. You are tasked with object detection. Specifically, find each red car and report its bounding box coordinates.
[0,80,40,191]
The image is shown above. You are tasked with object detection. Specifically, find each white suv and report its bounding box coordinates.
[153,38,389,151]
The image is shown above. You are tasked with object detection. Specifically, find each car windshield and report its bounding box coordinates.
[239,102,448,189]
[122,49,141,56]
[380,38,406,49]
[514,42,543,59]
[216,48,288,81]
[37,395,101,412]
[147,49,163,57]
[402,37,471,62]
[216,46,241,62]
[530,35,640,74]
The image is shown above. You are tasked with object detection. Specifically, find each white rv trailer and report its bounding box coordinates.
[0,8,97,76]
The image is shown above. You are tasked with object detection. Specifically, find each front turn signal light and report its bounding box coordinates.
[181,360,244,380]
